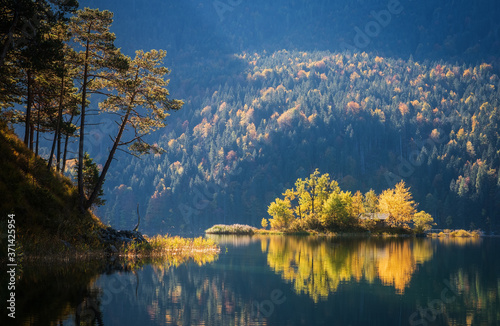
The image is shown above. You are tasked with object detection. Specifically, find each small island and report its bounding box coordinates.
[206,170,481,238]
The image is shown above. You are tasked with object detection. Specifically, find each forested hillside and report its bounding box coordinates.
[3,0,500,235]
[101,50,500,234]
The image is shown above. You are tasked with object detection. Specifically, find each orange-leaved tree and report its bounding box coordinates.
[377,181,417,228]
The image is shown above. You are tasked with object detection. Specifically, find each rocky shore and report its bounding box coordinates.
[98,227,147,253]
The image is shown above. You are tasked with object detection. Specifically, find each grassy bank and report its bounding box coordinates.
[0,122,106,257]
[0,123,219,261]
[205,223,416,237]
[123,235,219,256]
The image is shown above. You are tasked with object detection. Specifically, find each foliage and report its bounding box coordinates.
[69,8,129,211]
[261,218,269,229]
[80,152,105,208]
[267,171,430,234]
[378,181,417,228]
[205,224,257,235]
[268,198,294,230]
[83,49,183,210]
[412,211,436,233]
[428,229,482,237]
[320,191,355,228]
[139,235,219,256]
[98,48,500,234]
[2,2,500,234]
[449,229,481,238]
[0,123,105,256]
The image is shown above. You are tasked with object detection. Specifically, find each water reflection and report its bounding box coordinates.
[4,236,498,326]
[0,252,219,326]
[260,236,434,301]
[0,258,108,326]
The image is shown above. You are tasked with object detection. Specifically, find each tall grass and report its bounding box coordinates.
[205,224,257,235]
[120,235,220,266]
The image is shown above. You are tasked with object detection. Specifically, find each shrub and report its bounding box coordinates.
[205,224,257,235]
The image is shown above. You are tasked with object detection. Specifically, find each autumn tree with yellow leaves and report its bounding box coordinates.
[268,172,433,233]
[377,181,417,228]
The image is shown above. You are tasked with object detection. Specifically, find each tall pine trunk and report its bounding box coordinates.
[78,35,91,212]
[24,70,33,146]
[85,107,132,210]
[48,73,65,170]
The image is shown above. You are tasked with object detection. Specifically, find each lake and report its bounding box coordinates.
[5,236,500,326]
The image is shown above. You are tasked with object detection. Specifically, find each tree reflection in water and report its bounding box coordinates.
[2,251,219,326]
[262,236,434,301]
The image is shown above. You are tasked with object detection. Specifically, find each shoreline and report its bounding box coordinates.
[205,224,484,238]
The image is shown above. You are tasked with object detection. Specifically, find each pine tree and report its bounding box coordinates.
[80,152,105,209]
[69,8,128,212]
[84,49,183,210]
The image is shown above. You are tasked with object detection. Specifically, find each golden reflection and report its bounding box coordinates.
[264,237,433,301]
[435,237,482,246]
[444,268,500,326]
[206,234,262,246]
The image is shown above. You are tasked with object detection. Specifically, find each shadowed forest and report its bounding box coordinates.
[2,0,500,234]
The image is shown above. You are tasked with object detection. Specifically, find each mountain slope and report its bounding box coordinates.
[100,51,500,234]
[0,123,105,255]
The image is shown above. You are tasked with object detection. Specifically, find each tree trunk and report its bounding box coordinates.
[48,73,65,169]
[29,122,34,152]
[85,109,131,210]
[61,112,75,173]
[35,107,40,156]
[78,35,91,213]
[24,70,33,146]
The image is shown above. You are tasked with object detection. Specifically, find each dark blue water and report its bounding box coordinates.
[5,236,500,325]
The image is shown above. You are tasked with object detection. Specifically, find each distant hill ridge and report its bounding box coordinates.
[100,50,500,234]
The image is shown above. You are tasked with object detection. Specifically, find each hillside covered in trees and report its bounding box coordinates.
[101,50,500,234]
[2,0,500,235]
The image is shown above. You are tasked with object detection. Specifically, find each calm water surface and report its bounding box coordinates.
[5,236,500,325]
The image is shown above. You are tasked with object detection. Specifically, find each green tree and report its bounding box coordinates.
[363,189,378,214]
[46,23,80,172]
[84,50,183,210]
[413,211,435,233]
[301,169,338,217]
[321,191,354,228]
[352,191,365,218]
[0,0,78,67]
[79,152,105,209]
[268,198,294,230]
[261,218,269,229]
[69,8,128,212]
[1,0,77,147]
